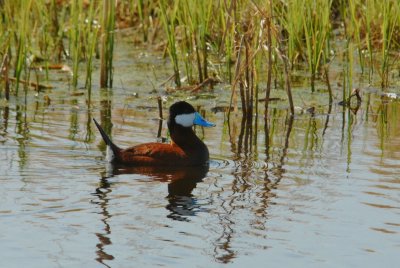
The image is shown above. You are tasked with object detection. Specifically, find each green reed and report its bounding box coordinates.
[159,0,181,87]
[0,0,114,94]
[175,0,196,84]
[347,42,354,99]
[380,0,399,88]
[84,0,100,100]
[69,0,84,88]
[7,0,34,94]
[136,0,148,42]
[100,0,115,88]
[364,0,375,81]
[302,0,332,93]
[177,0,213,84]
[341,0,400,88]
[1,0,400,110]
[280,0,305,65]
[215,0,235,83]
[347,0,365,73]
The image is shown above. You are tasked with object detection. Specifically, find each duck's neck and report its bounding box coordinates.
[169,124,210,165]
[168,124,208,154]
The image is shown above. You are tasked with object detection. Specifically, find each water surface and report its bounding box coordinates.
[0,41,399,267]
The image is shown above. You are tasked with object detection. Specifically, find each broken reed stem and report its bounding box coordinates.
[4,76,53,90]
[157,96,163,120]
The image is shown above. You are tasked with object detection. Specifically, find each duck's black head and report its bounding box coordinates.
[168,101,215,128]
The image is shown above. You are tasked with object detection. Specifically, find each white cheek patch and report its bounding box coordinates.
[175,113,195,127]
[106,145,115,162]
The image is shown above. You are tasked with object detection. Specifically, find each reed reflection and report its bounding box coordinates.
[92,88,115,267]
[213,109,294,263]
[0,105,9,136]
[341,99,362,172]
[211,110,257,263]
[322,102,333,136]
[261,113,293,217]
[85,110,94,143]
[92,174,114,268]
[15,104,29,167]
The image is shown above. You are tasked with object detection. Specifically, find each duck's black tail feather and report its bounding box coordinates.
[93,118,120,154]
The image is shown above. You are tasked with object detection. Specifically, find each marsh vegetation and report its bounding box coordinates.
[1,0,399,109]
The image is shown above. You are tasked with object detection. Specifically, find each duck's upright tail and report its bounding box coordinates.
[93,118,120,162]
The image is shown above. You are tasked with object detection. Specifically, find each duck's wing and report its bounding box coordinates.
[117,143,187,166]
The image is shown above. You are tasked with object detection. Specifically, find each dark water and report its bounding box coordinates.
[0,41,399,267]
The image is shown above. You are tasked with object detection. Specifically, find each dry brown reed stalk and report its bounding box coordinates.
[228,35,245,118]
[231,41,257,119]
[157,97,163,139]
[6,76,53,90]
[100,0,109,88]
[263,0,273,120]
[324,65,333,104]
[193,32,203,83]
[230,23,262,119]
[277,47,294,116]
[244,39,254,119]
[264,17,272,110]
[1,50,10,100]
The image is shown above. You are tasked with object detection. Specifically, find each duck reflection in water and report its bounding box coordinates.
[110,164,209,221]
[93,164,209,266]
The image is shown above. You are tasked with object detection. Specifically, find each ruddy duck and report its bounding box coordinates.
[93,101,215,167]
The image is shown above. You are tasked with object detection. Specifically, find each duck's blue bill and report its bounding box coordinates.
[194,112,215,127]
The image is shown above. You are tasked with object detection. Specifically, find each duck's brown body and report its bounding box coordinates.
[94,101,213,167]
[111,137,209,167]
